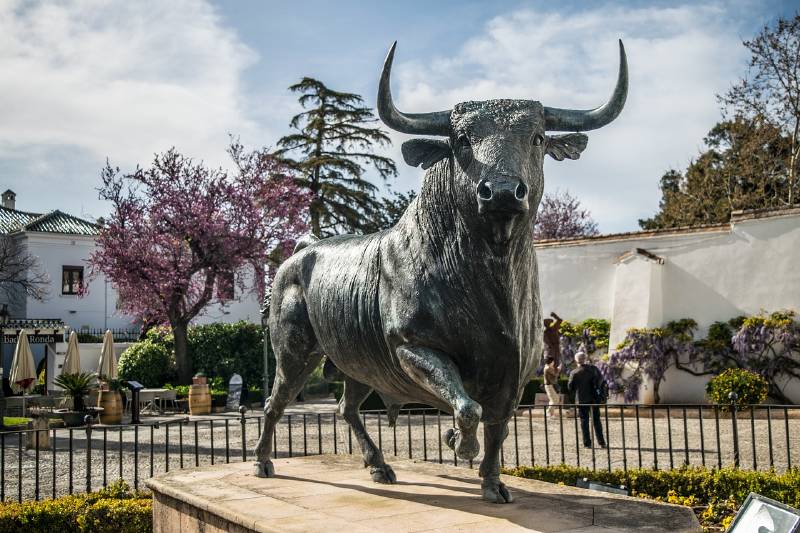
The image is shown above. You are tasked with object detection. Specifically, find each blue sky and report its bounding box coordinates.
[0,0,798,232]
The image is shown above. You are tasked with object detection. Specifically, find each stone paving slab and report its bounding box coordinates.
[147,454,700,533]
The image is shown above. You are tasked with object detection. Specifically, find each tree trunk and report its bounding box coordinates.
[310,198,322,237]
[172,321,192,384]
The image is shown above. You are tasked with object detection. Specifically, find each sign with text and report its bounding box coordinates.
[226,374,244,411]
[3,333,60,344]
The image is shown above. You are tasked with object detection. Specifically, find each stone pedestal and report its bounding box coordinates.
[146,454,700,532]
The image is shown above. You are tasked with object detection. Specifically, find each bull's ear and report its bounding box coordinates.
[545,133,588,161]
[402,139,451,169]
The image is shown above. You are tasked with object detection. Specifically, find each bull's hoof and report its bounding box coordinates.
[481,478,513,504]
[444,428,480,461]
[370,464,397,484]
[253,460,275,478]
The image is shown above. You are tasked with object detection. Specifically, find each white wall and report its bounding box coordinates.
[194,265,263,325]
[21,233,137,330]
[49,341,133,391]
[536,209,800,404]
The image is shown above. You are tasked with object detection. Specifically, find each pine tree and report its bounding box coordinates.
[275,78,397,237]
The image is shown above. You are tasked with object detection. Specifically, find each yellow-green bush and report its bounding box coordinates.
[504,464,800,531]
[706,368,769,407]
[0,480,151,533]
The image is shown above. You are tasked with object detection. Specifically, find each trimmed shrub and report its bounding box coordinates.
[188,321,266,387]
[0,480,151,533]
[504,464,800,531]
[706,368,768,407]
[118,340,177,387]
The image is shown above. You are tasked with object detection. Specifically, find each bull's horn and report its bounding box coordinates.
[544,40,628,132]
[378,42,451,136]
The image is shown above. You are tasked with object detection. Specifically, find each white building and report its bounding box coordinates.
[536,206,800,403]
[0,189,135,331]
[0,188,265,331]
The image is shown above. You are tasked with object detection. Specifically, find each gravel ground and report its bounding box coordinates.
[2,400,797,502]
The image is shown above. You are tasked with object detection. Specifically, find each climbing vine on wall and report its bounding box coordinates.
[594,310,800,404]
[557,318,611,370]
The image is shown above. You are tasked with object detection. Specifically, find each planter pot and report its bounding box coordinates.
[56,410,86,427]
[192,376,207,385]
[211,393,228,408]
[98,390,122,424]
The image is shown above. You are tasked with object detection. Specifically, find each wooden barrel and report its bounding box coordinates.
[189,384,211,415]
[98,390,122,425]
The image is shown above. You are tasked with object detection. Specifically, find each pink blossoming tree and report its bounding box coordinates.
[89,142,310,383]
[533,189,599,241]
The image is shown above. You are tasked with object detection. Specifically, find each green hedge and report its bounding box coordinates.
[0,480,151,533]
[118,339,177,388]
[706,368,769,408]
[119,321,275,391]
[504,464,800,531]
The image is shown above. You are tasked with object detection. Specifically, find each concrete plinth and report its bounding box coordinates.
[146,455,700,533]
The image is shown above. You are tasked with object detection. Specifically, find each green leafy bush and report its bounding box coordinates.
[0,480,151,533]
[706,368,768,407]
[118,340,176,387]
[188,321,268,389]
[505,464,800,531]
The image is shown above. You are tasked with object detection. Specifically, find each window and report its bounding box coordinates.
[215,271,235,301]
[62,266,83,295]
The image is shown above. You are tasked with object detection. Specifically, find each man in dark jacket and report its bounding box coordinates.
[567,351,606,448]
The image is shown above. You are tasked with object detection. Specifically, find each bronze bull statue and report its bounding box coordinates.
[254,40,628,503]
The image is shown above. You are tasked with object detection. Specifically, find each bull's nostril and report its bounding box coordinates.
[515,182,528,200]
[477,179,493,201]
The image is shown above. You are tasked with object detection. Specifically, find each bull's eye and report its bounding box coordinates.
[456,133,472,162]
[532,134,544,146]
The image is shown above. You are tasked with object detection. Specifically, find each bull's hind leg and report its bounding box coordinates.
[254,285,322,477]
[340,377,396,484]
[396,345,481,460]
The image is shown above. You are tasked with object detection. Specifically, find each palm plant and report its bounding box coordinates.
[54,372,97,412]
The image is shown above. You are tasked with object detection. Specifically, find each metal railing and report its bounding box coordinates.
[74,328,141,342]
[1,403,797,502]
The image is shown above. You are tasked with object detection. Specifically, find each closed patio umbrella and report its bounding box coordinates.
[10,330,36,415]
[62,330,81,374]
[10,330,36,394]
[97,330,117,380]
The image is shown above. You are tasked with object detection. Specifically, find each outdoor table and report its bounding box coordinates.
[140,388,168,415]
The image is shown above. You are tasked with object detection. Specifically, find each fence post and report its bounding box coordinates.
[84,415,93,493]
[240,406,248,462]
[729,392,740,468]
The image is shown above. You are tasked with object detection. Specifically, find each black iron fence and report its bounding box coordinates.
[74,328,141,343]
[1,403,798,502]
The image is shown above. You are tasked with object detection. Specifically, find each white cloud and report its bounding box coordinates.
[0,0,259,215]
[385,3,750,232]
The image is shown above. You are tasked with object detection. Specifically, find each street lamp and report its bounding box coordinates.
[0,304,9,430]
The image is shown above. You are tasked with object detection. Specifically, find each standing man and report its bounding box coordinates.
[543,357,561,417]
[542,312,563,362]
[567,351,606,448]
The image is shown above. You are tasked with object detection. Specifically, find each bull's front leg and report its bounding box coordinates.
[396,345,481,460]
[479,421,513,503]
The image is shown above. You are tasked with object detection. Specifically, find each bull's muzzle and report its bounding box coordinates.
[476,177,529,216]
